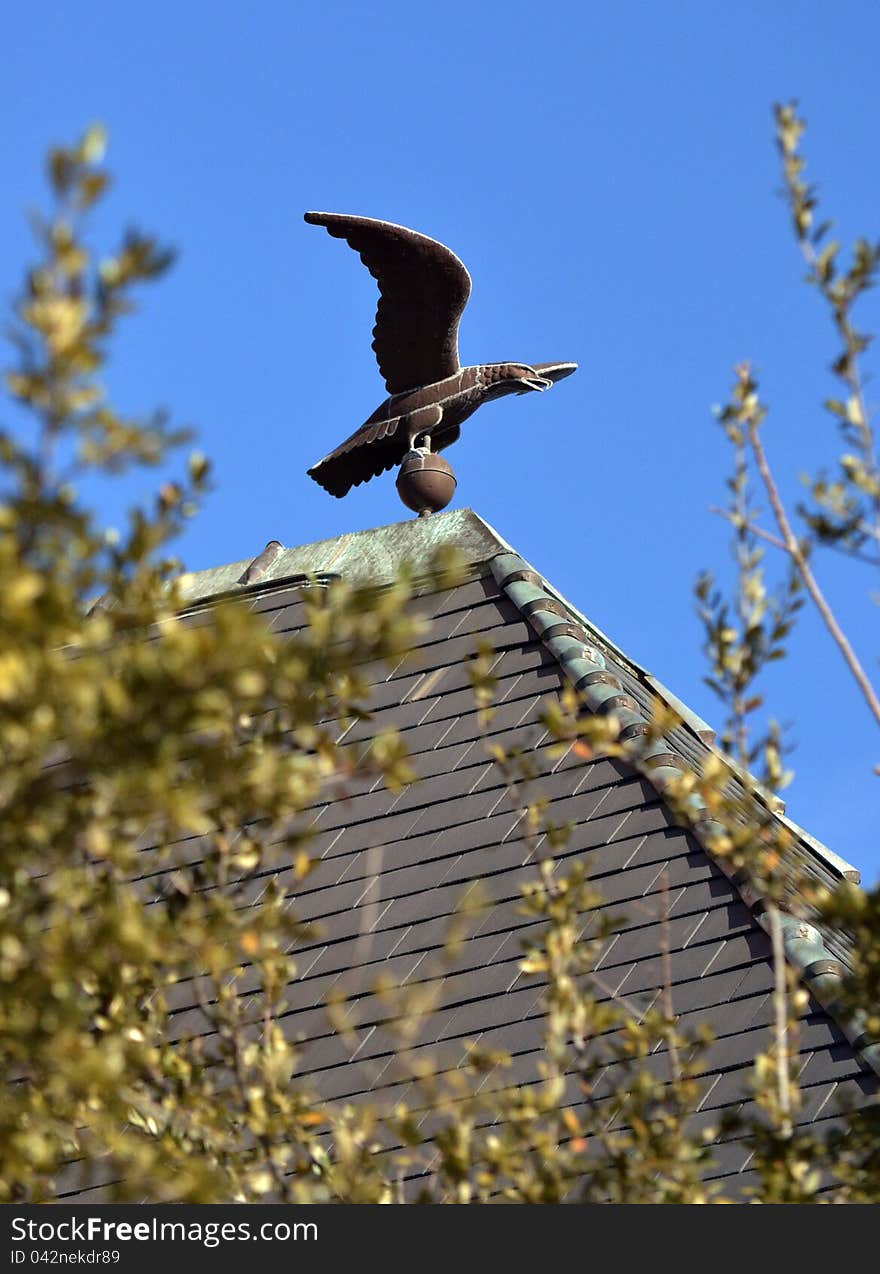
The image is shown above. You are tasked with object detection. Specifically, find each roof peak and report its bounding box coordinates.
[177,508,510,608]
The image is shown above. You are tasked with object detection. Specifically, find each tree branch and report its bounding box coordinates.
[748,419,880,731]
[767,907,792,1138]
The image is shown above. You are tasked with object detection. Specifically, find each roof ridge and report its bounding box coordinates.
[176,509,509,608]
[489,549,879,1080]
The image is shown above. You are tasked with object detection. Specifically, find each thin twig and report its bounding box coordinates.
[659,869,681,1083]
[799,246,880,552]
[767,907,792,1137]
[709,506,787,553]
[748,420,880,730]
[711,505,880,568]
[227,1002,291,1201]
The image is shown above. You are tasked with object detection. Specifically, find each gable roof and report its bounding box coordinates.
[64,508,877,1200]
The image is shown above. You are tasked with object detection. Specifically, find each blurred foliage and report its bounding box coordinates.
[0,128,429,1202]
[0,117,878,1205]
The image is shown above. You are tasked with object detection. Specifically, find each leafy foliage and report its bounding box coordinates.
[0,119,878,1205]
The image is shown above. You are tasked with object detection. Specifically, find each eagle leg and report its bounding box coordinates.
[404,403,444,451]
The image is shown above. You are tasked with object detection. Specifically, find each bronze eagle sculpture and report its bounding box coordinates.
[304,212,577,498]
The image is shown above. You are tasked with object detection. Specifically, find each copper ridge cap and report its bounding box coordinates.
[174,508,511,608]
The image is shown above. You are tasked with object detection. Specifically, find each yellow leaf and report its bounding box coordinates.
[562,1108,580,1134]
[80,123,107,164]
[248,1171,273,1196]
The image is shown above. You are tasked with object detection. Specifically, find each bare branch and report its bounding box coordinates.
[748,418,880,731]
[767,907,793,1138]
[708,506,788,553]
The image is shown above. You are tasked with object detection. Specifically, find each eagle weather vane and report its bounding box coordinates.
[304,212,577,516]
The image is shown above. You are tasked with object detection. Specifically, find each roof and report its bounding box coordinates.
[65,508,877,1200]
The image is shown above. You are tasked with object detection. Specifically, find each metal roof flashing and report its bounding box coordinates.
[175,508,509,609]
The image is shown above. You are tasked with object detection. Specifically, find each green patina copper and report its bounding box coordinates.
[178,507,506,607]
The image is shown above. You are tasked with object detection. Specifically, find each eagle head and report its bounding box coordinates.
[484,363,554,398]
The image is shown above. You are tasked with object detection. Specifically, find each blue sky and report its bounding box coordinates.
[2,2,879,878]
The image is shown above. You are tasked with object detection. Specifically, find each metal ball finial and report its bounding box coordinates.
[395,448,457,517]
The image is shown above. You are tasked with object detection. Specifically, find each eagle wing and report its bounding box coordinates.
[304,212,472,394]
[307,418,406,499]
[308,403,444,499]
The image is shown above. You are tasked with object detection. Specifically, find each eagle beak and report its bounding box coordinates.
[523,376,553,392]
